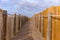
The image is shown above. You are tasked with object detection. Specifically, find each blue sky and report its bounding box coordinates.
[0,0,60,17]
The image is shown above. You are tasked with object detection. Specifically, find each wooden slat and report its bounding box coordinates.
[46,13,52,40]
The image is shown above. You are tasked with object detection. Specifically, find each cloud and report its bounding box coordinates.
[0,0,9,3]
[1,0,8,2]
[0,0,60,17]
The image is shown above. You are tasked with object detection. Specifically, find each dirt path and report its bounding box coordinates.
[11,22,44,40]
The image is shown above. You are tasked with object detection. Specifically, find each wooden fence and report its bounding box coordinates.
[30,6,60,40]
[30,13,60,40]
[0,9,29,40]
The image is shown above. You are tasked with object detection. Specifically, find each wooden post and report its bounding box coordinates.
[46,13,52,40]
[39,13,41,32]
[0,9,3,40]
[20,15,22,29]
[38,14,40,31]
[14,14,16,35]
[2,10,7,40]
[34,16,36,28]
[10,15,15,38]
[41,13,44,36]
[15,14,19,33]
[6,15,12,40]
[18,14,21,31]
[21,16,23,25]
[13,14,19,35]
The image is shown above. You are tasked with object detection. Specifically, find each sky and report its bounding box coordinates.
[0,0,60,17]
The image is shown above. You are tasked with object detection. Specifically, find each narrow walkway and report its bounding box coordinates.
[11,22,44,40]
